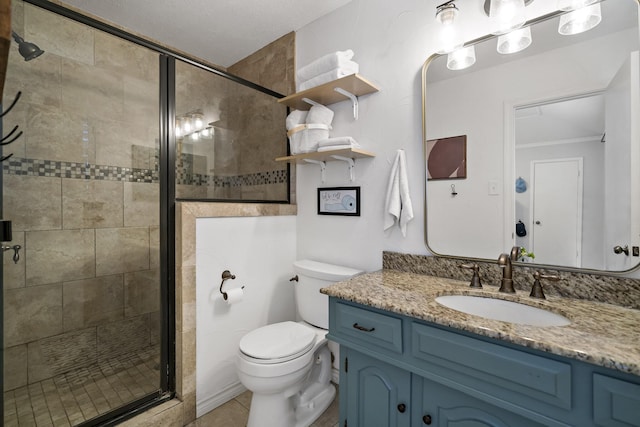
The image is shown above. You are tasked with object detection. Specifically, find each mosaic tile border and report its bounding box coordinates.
[3,157,158,184]
[3,156,289,188]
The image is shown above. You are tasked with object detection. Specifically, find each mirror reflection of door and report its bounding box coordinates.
[515,94,605,269]
[530,158,583,267]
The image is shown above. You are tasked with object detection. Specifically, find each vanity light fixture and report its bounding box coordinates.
[488,0,527,35]
[435,0,463,54]
[447,45,476,70]
[556,0,597,11]
[497,26,532,54]
[175,112,212,141]
[558,2,602,35]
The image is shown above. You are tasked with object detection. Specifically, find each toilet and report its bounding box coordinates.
[236,259,362,427]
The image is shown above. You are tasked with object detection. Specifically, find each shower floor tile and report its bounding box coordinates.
[4,346,159,427]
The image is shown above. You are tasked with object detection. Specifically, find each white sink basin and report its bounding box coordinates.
[435,295,570,327]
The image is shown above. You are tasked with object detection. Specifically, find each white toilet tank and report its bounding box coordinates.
[293,259,362,329]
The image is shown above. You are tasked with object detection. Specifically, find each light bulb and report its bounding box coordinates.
[447,45,476,71]
[497,26,532,54]
[489,0,527,35]
[558,3,601,35]
[191,132,199,141]
[183,118,192,133]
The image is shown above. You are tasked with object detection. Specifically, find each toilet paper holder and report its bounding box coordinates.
[219,270,244,300]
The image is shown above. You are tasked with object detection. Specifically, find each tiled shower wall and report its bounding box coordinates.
[2,1,160,392]
[175,41,290,202]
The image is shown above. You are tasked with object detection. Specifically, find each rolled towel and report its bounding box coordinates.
[285,110,308,130]
[306,104,334,126]
[298,62,359,92]
[317,136,360,148]
[297,49,354,82]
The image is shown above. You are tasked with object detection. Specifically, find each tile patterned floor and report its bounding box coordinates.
[4,346,160,427]
[191,386,340,427]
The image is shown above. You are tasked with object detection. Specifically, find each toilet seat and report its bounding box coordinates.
[239,321,316,364]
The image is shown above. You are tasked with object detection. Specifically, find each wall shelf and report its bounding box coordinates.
[275,147,375,164]
[278,74,379,111]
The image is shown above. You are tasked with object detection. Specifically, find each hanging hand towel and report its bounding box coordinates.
[384,150,414,237]
[297,49,355,82]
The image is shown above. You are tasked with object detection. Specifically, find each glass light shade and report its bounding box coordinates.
[183,118,192,133]
[558,3,601,35]
[436,23,464,54]
[557,0,597,11]
[497,26,532,54]
[447,45,476,70]
[194,114,204,129]
[489,0,527,35]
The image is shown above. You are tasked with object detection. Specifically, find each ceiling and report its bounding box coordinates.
[59,0,352,67]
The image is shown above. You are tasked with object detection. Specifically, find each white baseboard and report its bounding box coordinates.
[196,382,247,418]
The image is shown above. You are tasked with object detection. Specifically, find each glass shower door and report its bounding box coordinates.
[2,1,163,425]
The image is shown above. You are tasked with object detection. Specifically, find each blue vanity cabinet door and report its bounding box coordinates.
[593,374,640,426]
[343,348,411,427]
[414,376,549,427]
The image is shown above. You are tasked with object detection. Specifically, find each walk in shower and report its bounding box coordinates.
[1,0,289,425]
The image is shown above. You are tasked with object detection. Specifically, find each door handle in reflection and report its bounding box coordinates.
[613,245,629,256]
[535,220,542,225]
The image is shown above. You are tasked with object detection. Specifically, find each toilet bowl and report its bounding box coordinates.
[236,260,362,427]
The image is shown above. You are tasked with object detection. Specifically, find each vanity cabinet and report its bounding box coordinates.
[328,298,640,427]
[343,348,411,427]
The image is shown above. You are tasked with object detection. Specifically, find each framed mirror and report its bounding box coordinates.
[423,0,640,273]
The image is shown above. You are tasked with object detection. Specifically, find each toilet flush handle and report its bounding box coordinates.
[289,275,299,282]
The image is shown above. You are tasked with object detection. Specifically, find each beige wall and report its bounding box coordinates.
[3,1,160,391]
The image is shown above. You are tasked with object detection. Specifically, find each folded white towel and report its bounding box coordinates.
[285,110,308,131]
[297,49,355,82]
[317,136,360,148]
[306,104,334,126]
[298,62,359,92]
[384,150,414,237]
[318,144,362,152]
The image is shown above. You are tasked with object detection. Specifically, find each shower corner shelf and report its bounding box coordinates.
[278,74,380,112]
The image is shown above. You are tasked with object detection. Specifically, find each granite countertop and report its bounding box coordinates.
[321,269,640,376]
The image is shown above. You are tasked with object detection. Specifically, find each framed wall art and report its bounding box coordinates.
[317,187,360,216]
[426,135,467,180]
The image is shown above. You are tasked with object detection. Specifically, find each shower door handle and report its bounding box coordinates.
[2,244,21,263]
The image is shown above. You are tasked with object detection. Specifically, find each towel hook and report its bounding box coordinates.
[219,269,244,300]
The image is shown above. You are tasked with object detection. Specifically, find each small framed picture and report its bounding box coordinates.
[426,135,467,180]
[317,187,360,216]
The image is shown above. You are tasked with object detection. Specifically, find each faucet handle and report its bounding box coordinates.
[530,271,560,299]
[460,263,482,288]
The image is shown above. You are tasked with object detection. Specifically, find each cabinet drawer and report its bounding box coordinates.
[593,374,640,426]
[334,302,403,353]
[412,322,572,410]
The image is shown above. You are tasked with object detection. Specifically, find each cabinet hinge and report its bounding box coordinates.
[345,357,348,373]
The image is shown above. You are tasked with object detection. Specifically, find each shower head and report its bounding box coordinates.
[11,31,44,61]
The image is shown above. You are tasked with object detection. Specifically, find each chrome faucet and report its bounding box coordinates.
[497,253,515,293]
